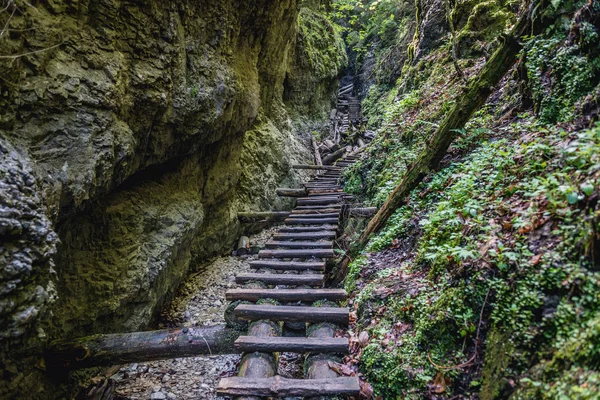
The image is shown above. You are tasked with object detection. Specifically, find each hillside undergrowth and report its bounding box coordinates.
[338,0,600,398]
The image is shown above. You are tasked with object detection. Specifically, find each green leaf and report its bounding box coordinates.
[581,183,594,197]
[566,192,579,204]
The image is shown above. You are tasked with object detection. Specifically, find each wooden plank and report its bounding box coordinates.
[278,225,338,232]
[272,231,336,240]
[286,213,340,219]
[225,289,347,302]
[291,209,341,215]
[258,249,335,258]
[297,198,343,206]
[217,376,360,397]
[248,260,326,271]
[265,241,333,249]
[233,305,350,324]
[295,205,342,210]
[234,336,349,353]
[284,218,339,225]
[235,273,324,286]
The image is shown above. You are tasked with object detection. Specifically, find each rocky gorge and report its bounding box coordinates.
[0,0,346,397]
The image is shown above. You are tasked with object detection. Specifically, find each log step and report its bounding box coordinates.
[272,231,336,240]
[279,225,338,232]
[297,198,343,206]
[258,249,335,259]
[248,260,326,271]
[286,212,339,219]
[291,209,341,215]
[233,305,349,324]
[225,288,347,302]
[235,273,325,286]
[234,336,349,353]
[217,376,360,397]
[265,241,333,249]
[295,205,342,210]
[284,218,340,225]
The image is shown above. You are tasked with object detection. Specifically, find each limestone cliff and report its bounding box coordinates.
[0,0,346,397]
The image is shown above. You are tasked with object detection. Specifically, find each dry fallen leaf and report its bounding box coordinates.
[531,254,542,265]
[358,331,369,347]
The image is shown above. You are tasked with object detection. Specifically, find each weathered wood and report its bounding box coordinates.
[287,213,339,219]
[238,211,290,222]
[248,260,326,271]
[295,205,342,210]
[292,165,341,171]
[235,336,349,353]
[237,236,250,256]
[297,197,343,206]
[217,376,361,397]
[45,325,242,370]
[311,137,323,166]
[279,225,338,232]
[235,273,324,286]
[272,231,336,240]
[234,305,349,324]
[265,241,334,249]
[291,209,341,215]
[235,320,281,400]
[258,248,335,258]
[284,218,340,225]
[226,289,347,302]
[322,148,346,165]
[276,188,307,197]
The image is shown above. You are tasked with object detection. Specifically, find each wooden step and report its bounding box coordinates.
[284,218,339,225]
[248,260,326,271]
[273,231,336,240]
[295,205,342,210]
[297,198,343,206]
[287,212,339,219]
[233,305,349,324]
[234,336,349,353]
[279,225,338,232]
[291,209,341,215]
[226,288,347,302]
[265,241,333,249]
[258,248,335,258]
[235,273,324,286]
[217,376,361,397]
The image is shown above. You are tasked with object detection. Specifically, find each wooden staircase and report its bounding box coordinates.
[217,155,362,398]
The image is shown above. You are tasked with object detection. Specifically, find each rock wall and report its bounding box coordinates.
[0,0,344,397]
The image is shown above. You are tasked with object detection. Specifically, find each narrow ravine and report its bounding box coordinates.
[111,229,278,400]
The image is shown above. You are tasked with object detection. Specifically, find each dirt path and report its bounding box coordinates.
[111,228,278,400]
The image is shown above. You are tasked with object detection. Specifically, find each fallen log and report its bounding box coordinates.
[322,148,346,165]
[237,236,250,256]
[312,137,323,166]
[45,325,243,370]
[356,2,545,248]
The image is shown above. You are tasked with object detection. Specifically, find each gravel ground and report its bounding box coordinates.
[111,228,279,400]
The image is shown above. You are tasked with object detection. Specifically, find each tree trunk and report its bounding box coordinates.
[312,137,323,166]
[355,4,541,249]
[45,325,243,370]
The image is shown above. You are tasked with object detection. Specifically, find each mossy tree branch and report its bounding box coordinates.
[348,1,549,257]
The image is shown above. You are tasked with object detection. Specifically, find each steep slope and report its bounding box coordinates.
[334,0,600,398]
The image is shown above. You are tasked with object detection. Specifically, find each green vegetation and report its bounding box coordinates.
[338,0,600,397]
